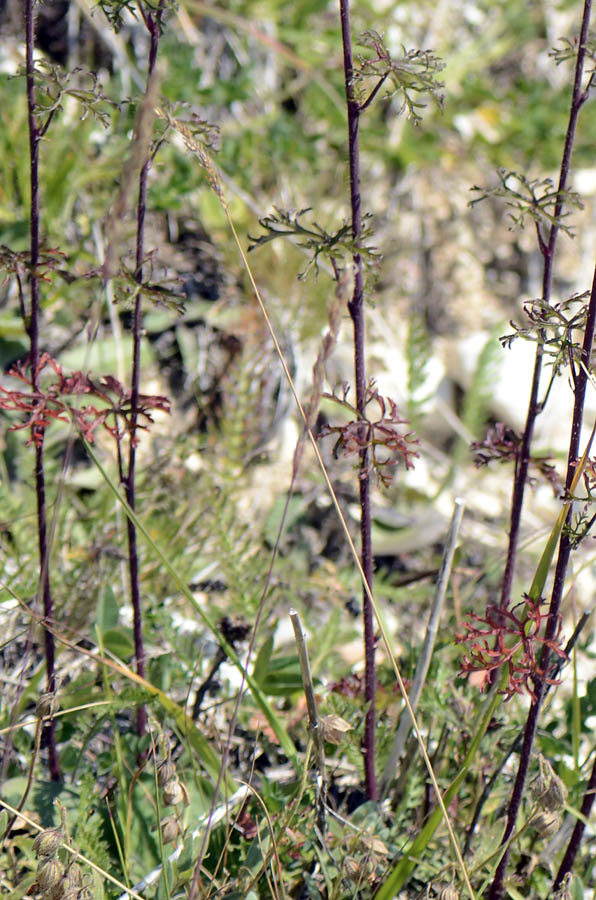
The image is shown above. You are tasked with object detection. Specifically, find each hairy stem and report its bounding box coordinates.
[339,0,376,800]
[25,0,60,781]
[499,0,593,610]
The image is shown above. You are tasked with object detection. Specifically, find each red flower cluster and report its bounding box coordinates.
[319,381,419,486]
[456,595,567,701]
[0,353,170,447]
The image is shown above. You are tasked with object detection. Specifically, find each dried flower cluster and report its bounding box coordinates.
[33,821,90,900]
[456,595,567,701]
[319,381,419,486]
[0,353,170,448]
[471,422,561,493]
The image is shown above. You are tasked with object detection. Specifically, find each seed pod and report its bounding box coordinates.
[532,757,568,812]
[157,759,177,788]
[531,810,561,837]
[65,862,83,888]
[160,814,182,844]
[162,778,189,806]
[46,880,68,900]
[36,692,59,719]
[344,856,361,880]
[37,858,64,891]
[33,828,63,858]
[541,772,567,812]
[320,714,352,745]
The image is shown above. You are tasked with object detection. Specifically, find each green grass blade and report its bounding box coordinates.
[375,673,504,899]
[83,439,300,771]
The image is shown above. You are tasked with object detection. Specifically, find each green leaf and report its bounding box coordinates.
[260,655,304,697]
[96,585,119,634]
[101,627,134,662]
[252,635,274,688]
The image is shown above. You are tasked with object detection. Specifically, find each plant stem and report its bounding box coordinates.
[488,257,596,900]
[553,752,596,890]
[499,0,593,610]
[339,0,376,801]
[25,0,60,781]
[463,610,592,857]
[125,1,164,737]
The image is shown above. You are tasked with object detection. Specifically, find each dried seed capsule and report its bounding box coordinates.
[33,828,63,858]
[160,814,182,844]
[65,862,83,887]
[542,772,568,812]
[344,856,361,880]
[157,759,177,788]
[320,714,352,745]
[47,881,68,900]
[36,858,64,891]
[531,810,561,837]
[162,778,189,806]
[36,692,59,719]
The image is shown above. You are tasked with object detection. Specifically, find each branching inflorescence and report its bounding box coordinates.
[456,596,567,702]
[318,381,419,486]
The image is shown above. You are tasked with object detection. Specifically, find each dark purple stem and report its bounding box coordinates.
[488,258,596,899]
[339,0,376,801]
[25,0,60,781]
[553,754,596,890]
[125,2,164,737]
[499,0,592,610]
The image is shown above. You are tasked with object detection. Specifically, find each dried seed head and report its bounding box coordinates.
[65,862,83,888]
[344,856,361,880]
[33,828,63,858]
[436,883,458,900]
[160,814,182,844]
[531,810,562,837]
[46,880,68,900]
[157,759,177,788]
[36,691,60,719]
[37,857,64,891]
[542,772,568,812]
[532,757,567,812]
[162,778,189,806]
[320,714,352,745]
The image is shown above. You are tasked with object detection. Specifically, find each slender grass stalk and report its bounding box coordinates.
[379,498,465,798]
[499,0,593,610]
[24,0,60,781]
[488,258,596,899]
[125,0,166,737]
[338,0,377,802]
[291,608,326,835]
